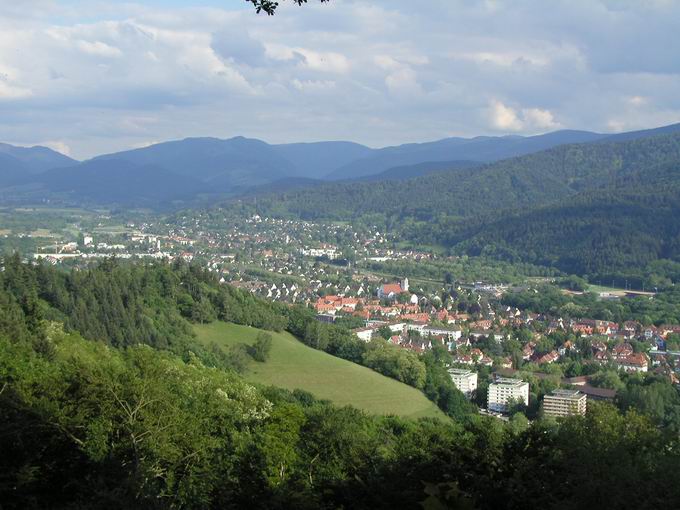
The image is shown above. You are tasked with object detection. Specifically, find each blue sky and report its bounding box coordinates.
[1,0,679,159]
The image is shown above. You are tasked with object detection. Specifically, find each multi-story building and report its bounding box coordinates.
[448,368,478,398]
[487,378,529,413]
[543,389,587,417]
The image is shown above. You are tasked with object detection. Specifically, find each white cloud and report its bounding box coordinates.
[489,101,561,131]
[385,67,422,97]
[0,62,32,99]
[0,81,32,100]
[455,51,549,67]
[75,40,122,58]
[40,140,72,156]
[297,48,349,74]
[627,95,648,106]
[291,79,336,92]
[489,100,523,131]
[0,0,678,158]
[606,119,627,132]
[374,55,401,71]
[522,108,560,130]
[130,140,160,149]
[266,45,350,74]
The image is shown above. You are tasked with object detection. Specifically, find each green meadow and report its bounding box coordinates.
[194,321,446,420]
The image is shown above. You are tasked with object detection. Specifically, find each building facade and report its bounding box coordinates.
[487,378,529,413]
[543,389,587,417]
[448,368,478,398]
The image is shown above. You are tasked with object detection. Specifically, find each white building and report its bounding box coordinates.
[487,378,530,413]
[448,368,478,399]
[423,326,462,341]
[353,326,377,342]
[543,389,587,418]
[301,247,338,259]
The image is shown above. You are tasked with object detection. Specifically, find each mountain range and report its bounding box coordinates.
[2,123,680,208]
[240,127,680,277]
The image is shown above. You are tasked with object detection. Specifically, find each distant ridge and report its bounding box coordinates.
[323,129,606,180]
[3,122,680,207]
[596,122,680,143]
[0,143,77,173]
[237,129,680,275]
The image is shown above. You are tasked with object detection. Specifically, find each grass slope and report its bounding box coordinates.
[194,322,446,420]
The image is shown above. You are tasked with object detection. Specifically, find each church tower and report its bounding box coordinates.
[401,277,409,292]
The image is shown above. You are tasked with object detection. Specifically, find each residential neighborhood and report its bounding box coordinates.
[6,209,680,420]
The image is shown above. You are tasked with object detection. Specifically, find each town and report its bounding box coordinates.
[5,206,679,422]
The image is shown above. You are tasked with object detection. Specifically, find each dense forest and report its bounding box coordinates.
[2,258,680,508]
[0,255,475,420]
[455,158,680,276]
[231,132,680,279]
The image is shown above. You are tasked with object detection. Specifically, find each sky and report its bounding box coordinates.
[1,0,679,159]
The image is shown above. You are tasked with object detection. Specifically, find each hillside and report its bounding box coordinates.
[325,123,680,181]
[0,153,29,187]
[357,159,480,182]
[456,159,680,275]
[4,261,678,508]
[37,159,210,205]
[194,321,446,419]
[246,131,680,220]
[239,131,680,276]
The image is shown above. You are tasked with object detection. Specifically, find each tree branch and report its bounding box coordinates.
[246,0,330,16]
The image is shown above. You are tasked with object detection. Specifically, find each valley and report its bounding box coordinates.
[4,1,680,508]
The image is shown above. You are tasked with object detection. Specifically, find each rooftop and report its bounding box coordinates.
[492,378,528,388]
[547,389,584,400]
[448,368,475,376]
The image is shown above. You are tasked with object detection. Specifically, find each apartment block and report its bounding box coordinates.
[448,368,478,398]
[487,378,529,413]
[543,389,587,417]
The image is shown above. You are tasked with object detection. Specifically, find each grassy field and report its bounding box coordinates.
[588,284,656,297]
[194,322,446,420]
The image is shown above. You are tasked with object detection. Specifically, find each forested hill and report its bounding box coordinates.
[3,259,680,508]
[454,159,680,275]
[241,131,680,221]
[234,131,680,277]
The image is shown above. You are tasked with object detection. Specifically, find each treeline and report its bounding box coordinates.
[1,253,286,352]
[3,296,680,508]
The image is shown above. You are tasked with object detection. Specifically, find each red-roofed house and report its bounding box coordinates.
[616,352,649,372]
[378,279,409,299]
[612,343,634,360]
